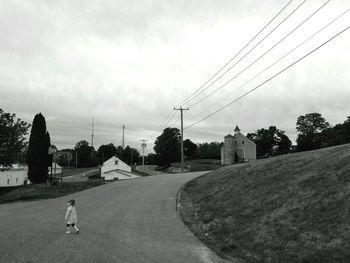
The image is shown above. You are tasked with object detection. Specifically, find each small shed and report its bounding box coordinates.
[101,156,134,181]
[0,165,29,187]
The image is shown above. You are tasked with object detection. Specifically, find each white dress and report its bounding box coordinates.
[65,206,78,224]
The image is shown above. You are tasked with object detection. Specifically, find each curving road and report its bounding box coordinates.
[0,172,230,263]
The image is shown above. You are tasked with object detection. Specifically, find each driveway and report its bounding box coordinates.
[135,165,167,176]
[0,172,230,263]
[63,168,100,183]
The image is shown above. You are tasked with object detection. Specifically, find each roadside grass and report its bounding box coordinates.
[61,167,99,177]
[179,144,350,263]
[131,168,150,177]
[0,179,105,204]
[171,159,221,172]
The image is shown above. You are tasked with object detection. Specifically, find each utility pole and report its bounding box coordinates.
[141,139,148,173]
[75,151,78,168]
[91,118,94,147]
[122,125,125,149]
[173,106,189,173]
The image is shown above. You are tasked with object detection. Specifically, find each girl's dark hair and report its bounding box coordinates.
[69,199,75,206]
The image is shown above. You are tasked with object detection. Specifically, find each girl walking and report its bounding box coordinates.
[65,199,79,234]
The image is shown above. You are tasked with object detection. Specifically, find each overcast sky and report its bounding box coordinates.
[1,0,349,154]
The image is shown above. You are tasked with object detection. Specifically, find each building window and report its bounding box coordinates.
[115,160,119,165]
[235,140,237,146]
[16,178,18,184]
[7,179,10,185]
[242,140,244,145]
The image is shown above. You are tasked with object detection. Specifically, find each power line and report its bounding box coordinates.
[147,109,179,142]
[148,0,297,142]
[174,0,294,107]
[178,0,306,107]
[184,24,350,130]
[188,7,350,121]
[188,0,331,108]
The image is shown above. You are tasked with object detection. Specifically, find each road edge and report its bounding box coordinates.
[176,175,240,263]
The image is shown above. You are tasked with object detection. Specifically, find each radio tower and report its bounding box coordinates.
[91,118,94,147]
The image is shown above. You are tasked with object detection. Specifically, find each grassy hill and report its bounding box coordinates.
[178,144,350,263]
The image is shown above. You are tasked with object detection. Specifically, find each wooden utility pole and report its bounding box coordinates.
[122,125,125,149]
[141,139,147,173]
[173,106,189,173]
[91,118,94,147]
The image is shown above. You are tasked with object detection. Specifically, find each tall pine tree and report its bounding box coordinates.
[27,113,50,183]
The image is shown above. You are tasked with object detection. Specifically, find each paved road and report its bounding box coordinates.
[0,172,230,263]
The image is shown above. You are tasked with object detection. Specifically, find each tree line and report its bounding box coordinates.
[1,107,349,181]
[152,113,350,165]
[57,141,141,168]
[0,108,142,184]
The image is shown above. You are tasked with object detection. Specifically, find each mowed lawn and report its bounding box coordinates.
[0,168,104,204]
[171,159,221,172]
[179,143,350,263]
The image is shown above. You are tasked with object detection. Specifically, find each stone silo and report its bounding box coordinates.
[224,134,235,164]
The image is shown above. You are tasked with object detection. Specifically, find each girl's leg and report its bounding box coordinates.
[66,224,71,233]
[73,224,79,233]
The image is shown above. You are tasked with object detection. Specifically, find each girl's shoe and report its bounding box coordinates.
[76,230,80,234]
[65,231,71,234]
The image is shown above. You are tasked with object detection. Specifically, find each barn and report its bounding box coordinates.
[221,125,256,164]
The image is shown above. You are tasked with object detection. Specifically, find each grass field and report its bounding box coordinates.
[171,159,221,172]
[179,144,350,262]
[61,167,99,177]
[0,179,105,204]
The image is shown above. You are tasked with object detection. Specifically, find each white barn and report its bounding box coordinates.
[101,156,137,180]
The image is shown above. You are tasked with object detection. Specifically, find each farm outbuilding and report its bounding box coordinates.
[221,125,256,165]
[0,165,29,187]
[101,156,137,180]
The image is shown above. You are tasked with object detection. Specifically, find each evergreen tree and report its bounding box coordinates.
[27,113,50,183]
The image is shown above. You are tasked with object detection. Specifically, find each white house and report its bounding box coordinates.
[0,165,29,187]
[221,125,257,165]
[101,156,137,180]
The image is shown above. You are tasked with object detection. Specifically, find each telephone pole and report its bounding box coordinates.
[173,106,189,173]
[122,125,125,149]
[141,139,148,173]
[91,118,94,147]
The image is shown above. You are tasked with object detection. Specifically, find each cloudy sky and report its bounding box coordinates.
[0,0,349,154]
